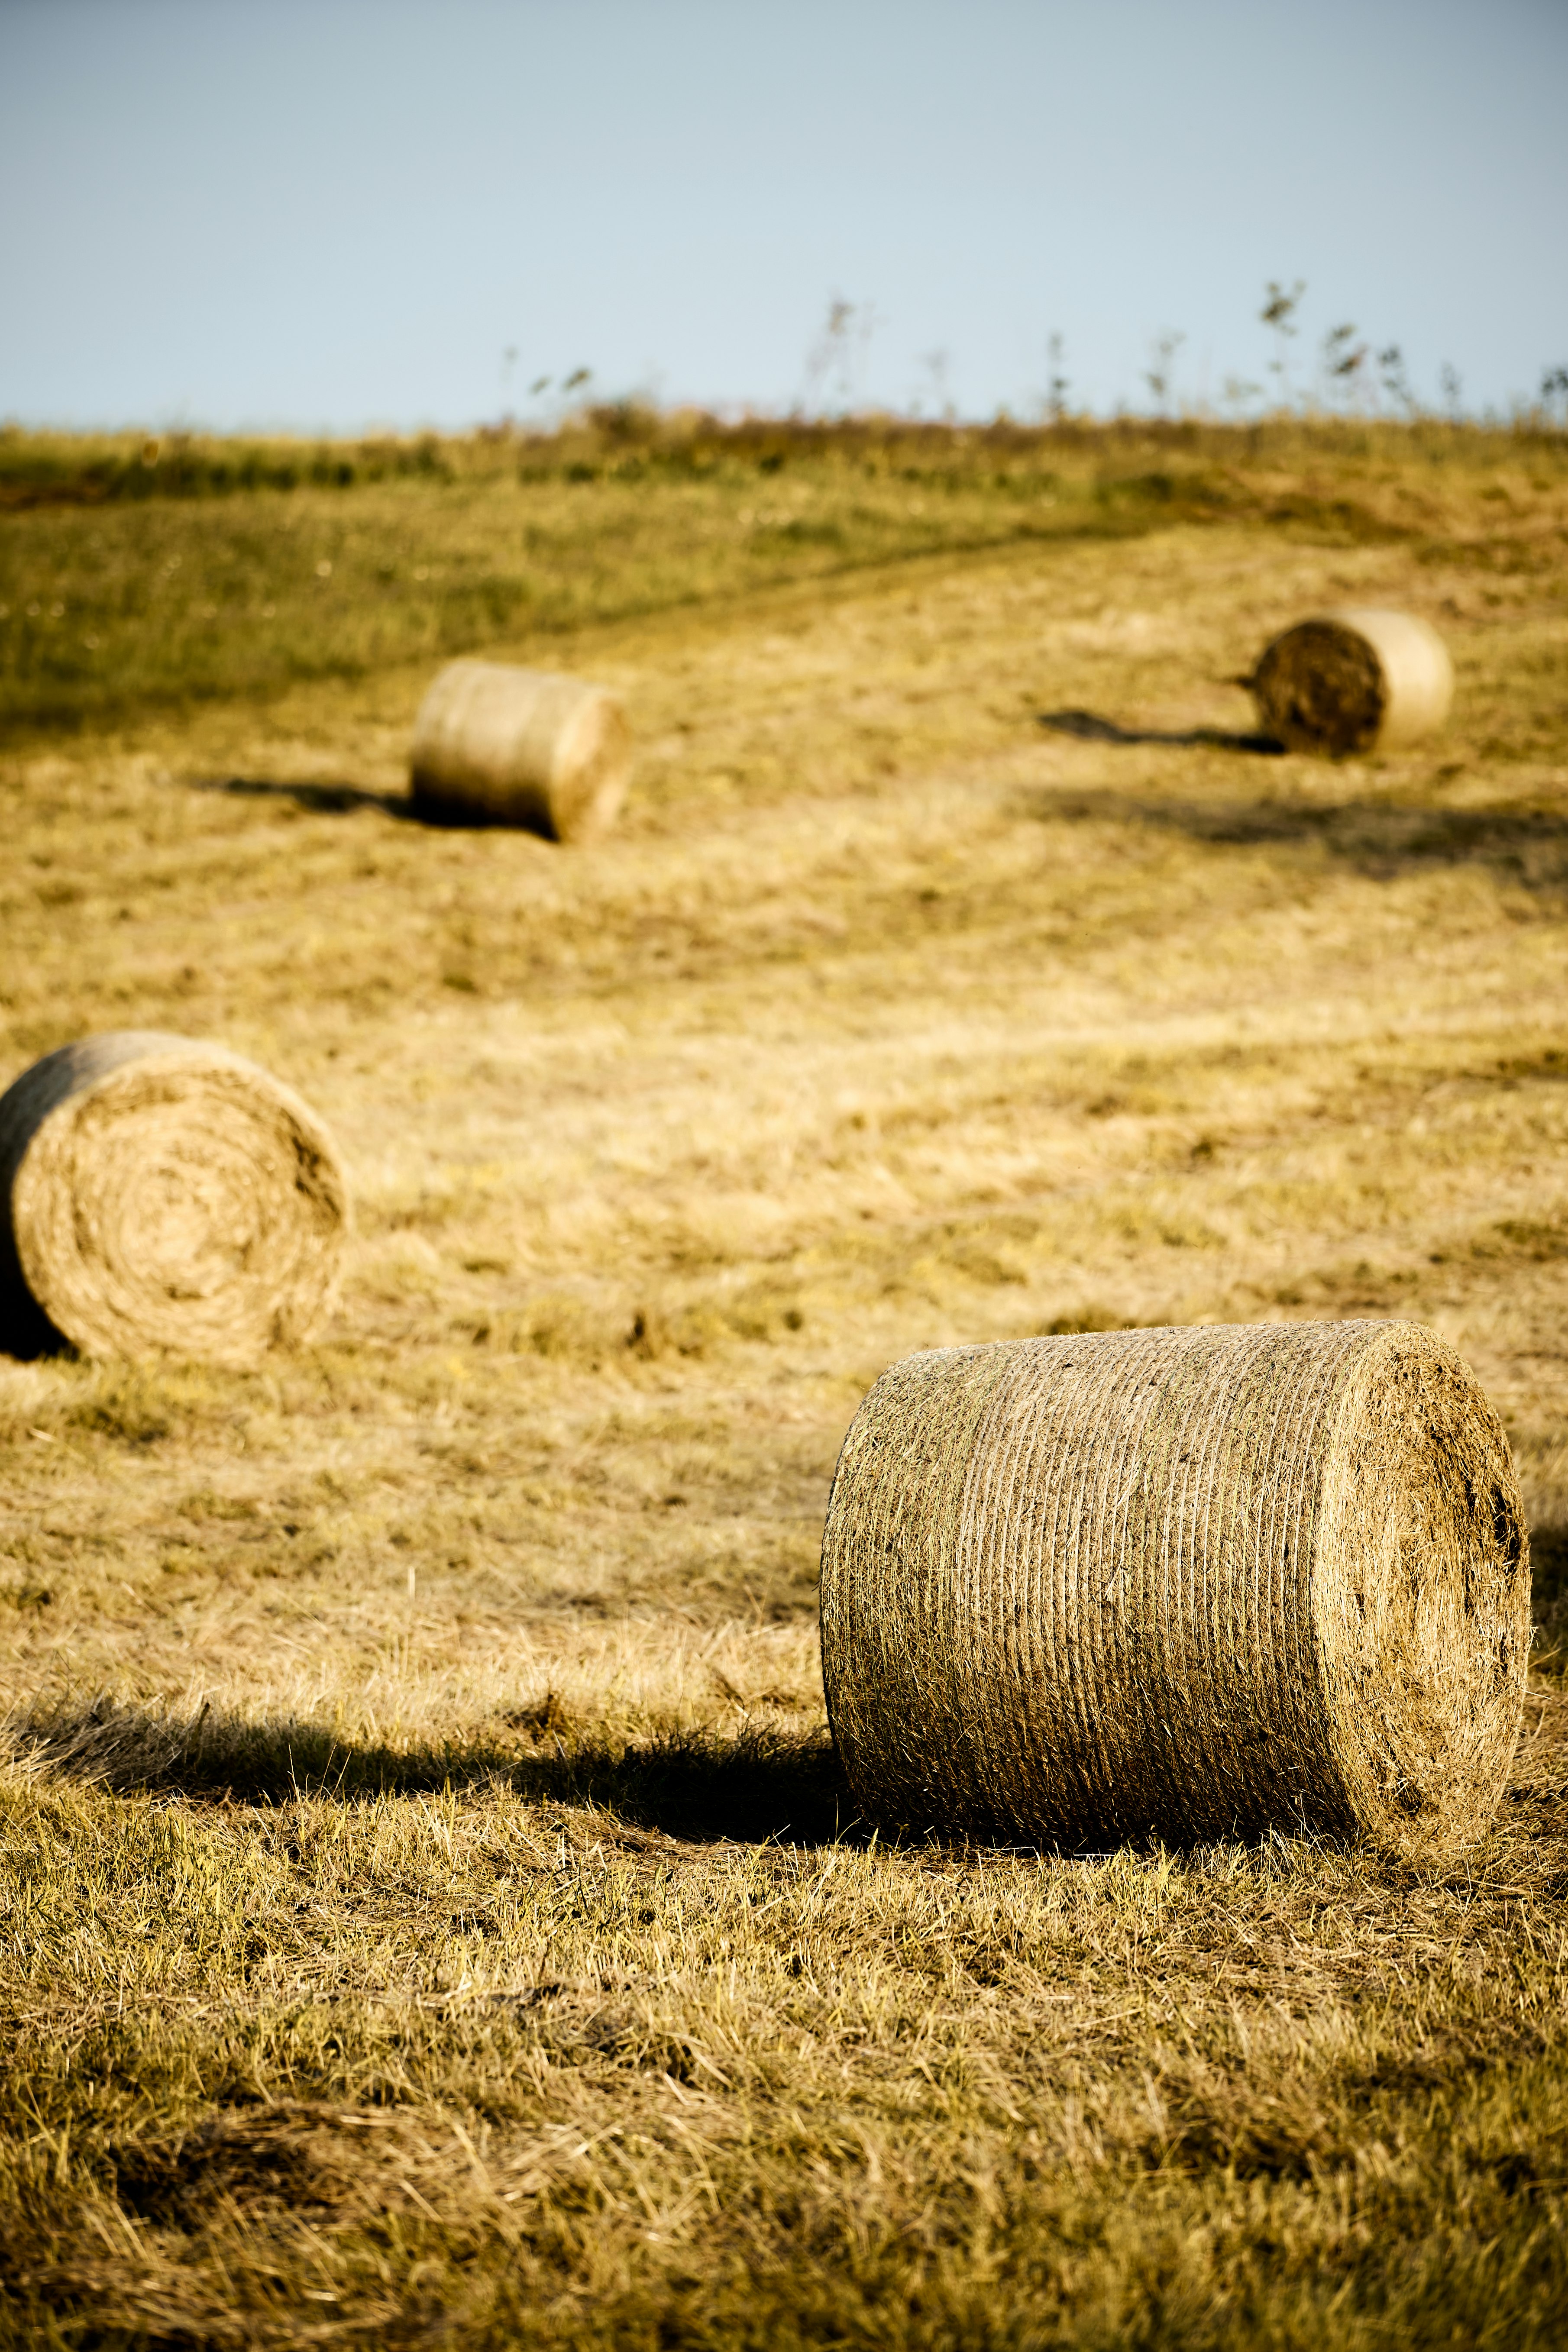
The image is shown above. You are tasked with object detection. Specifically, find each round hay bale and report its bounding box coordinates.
[1249,608,1453,756]
[820,1320,1526,1861]
[409,659,631,842]
[0,1033,349,1364]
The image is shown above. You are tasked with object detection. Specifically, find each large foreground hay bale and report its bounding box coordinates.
[410,659,631,841]
[0,1034,348,1363]
[821,1320,1526,1861]
[1249,608,1454,756]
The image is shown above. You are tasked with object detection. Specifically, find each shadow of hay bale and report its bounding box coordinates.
[0,1278,71,1361]
[1529,1524,1568,1673]
[1040,708,1285,754]
[199,775,582,837]
[513,1722,853,1846]
[1028,781,1568,891]
[115,2107,355,2228]
[197,776,415,820]
[20,1690,1553,1863]
[4,1694,853,1848]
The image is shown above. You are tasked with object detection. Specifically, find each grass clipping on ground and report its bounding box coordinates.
[0,1034,348,1363]
[821,1320,1528,1860]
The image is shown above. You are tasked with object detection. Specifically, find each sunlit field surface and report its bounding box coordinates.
[3,417,1568,2347]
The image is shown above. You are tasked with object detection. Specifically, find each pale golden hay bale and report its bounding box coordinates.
[409,658,632,841]
[0,1033,348,1364]
[820,1320,1527,1861]
[1250,608,1454,756]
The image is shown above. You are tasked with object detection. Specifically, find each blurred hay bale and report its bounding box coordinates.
[1250,608,1453,756]
[0,1033,348,1364]
[820,1320,1526,1861]
[410,659,631,841]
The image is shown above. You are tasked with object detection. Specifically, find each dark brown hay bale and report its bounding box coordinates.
[820,1320,1526,1860]
[410,659,631,841]
[1249,608,1454,756]
[0,1033,348,1364]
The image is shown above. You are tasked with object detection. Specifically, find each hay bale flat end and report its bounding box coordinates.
[0,1033,349,1365]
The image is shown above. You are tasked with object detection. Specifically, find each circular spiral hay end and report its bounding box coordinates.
[0,1034,349,1366]
[820,1320,1526,1862]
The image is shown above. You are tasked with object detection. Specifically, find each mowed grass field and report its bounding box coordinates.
[3,417,1568,2347]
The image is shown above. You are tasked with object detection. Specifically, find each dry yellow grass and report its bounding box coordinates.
[2,425,1568,2345]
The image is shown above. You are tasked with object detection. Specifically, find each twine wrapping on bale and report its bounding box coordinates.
[820,1320,1527,1861]
[410,659,631,842]
[0,1033,349,1364]
[1249,608,1454,757]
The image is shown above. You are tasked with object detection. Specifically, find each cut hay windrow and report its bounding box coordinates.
[410,658,631,841]
[1249,607,1453,756]
[820,1320,1526,1861]
[0,1033,348,1364]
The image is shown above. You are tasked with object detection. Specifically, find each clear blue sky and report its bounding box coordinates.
[3,0,1565,432]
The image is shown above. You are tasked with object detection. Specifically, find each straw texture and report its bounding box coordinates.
[820,1320,1527,1861]
[0,1033,349,1364]
[410,659,631,841]
[1250,608,1454,756]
